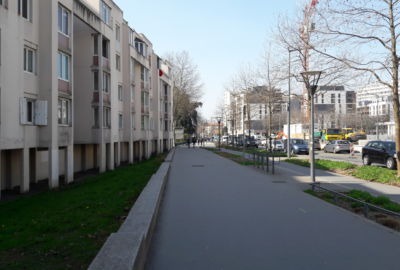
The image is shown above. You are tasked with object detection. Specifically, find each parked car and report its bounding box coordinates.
[362,141,397,170]
[304,139,321,151]
[283,139,309,154]
[261,139,267,146]
[267,139,284,152]
[256,139,261,146]
[324,140,350,154]
[245,138,259,148]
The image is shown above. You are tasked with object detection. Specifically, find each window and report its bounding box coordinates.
[118,85,122,101]
[116,54,120,70]
[321,94,324,104]
[159,99,162,111]
[100,1,111,25]
[58,99,70,125]
[58,6,69,36]
[58,52,69,80]
[141,66,148,82]
[164,120,168,131]
[19,0,30,21]
[27,100,34,124]
[130,58,135,75]
[164,103,168,113]
[93,107,99,128]
[141,115,149,130]
[164,84,168,96]
[141,92,149,106]
[118,114,123,129]
[102,38,109,59]
[93,71,99,91]
[129,30,134,45]
[115,25,120,41]
[131,113,135,129]
[103,107,110,128]
[338,93,341,104]
[131,85,135,101]
[103,73,110,93]
[135,40,147,57]
[23,47,35,73]
[150,99,152,110]
[160,119,163,131]
[93,35,98,55]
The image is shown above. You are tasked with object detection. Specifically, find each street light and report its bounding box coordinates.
[287,48,297,158]
[212,116,223,151]
[299,71,325,183]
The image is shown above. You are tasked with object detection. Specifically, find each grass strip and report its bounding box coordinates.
[0,153,168,270]
[284,158,400,185]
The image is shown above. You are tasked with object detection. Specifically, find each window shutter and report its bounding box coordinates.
[20,98,27,125]
[34,100,48,126]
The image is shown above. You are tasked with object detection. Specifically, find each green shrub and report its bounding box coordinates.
[351,202,364,208]
[322,192,334,199]
[382,203,400,212]
[372,196,391,205]
[304,189,317,197]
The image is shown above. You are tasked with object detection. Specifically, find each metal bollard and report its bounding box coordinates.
[272,154,275,174]
[266,153,269,173]
[262,154,264,170]
[258,152,260,169]
[364,203,369,217]
[253,151,255,167]
[334,193,338,203]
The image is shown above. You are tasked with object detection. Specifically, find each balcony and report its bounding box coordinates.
[164,95,171,102]
[141,82,149,92]
[130,74,135,85]
[102,57,109,71]
[141,105,149,115]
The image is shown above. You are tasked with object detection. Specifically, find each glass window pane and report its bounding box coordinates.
[58,53,62,78]
[93,71,98,91]
[24,48,27,71]
[93,36,98,55]
[58,99,62,124]
[22,0,28,19]
[62,100,67,125]
[63,55,68,80]
[28,50,33,73]
[58,6,62,32]
[63,10,68,35]
[94,108,98,127]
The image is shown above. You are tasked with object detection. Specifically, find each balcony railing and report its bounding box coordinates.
[141,106,149,114]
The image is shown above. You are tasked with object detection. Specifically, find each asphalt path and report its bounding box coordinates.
[146,145,400,270]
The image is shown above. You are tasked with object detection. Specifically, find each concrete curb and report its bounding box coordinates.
[88,150,175,270]
[165,147,175,162]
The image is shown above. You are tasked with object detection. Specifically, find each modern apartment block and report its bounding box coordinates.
[0,0,174,198]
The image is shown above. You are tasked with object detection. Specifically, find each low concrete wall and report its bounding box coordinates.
[165,147,175,162]
[88,150,175,270]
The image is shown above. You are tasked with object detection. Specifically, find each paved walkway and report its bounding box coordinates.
[145,146,400,270]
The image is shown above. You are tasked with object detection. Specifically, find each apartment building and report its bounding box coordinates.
[0,0,173,198]
[223,89,301,134]
[357,82,395,135]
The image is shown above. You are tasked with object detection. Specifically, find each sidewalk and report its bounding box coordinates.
[145,146,400,270]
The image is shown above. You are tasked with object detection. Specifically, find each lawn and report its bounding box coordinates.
[285,159,400,186]
[0,153,168,270]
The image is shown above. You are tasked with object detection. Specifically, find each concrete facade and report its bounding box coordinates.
[0,0,173,197]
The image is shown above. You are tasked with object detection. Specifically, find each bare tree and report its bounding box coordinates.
[311,0,400,173]
[163,51,205,138]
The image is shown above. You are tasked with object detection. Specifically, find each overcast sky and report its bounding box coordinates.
[114,0,299,121]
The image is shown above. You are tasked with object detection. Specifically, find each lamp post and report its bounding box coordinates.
[299,71,325,183]
[287,49,296,158]
[212,116,223,151]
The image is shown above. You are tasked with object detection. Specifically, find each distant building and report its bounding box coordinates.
[357,82,395,135]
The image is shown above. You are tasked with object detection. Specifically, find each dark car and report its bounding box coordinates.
[283,138,309,154]
[245,139,258,148]
[362,141,397,170]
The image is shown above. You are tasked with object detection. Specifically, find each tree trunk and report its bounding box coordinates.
[389,0,400,177]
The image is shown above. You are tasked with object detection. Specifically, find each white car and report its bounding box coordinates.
[261,139,267,146]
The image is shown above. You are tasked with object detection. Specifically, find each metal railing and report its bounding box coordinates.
[250,149,281,175]
[309,183,400,218]
[366,134,395,141]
